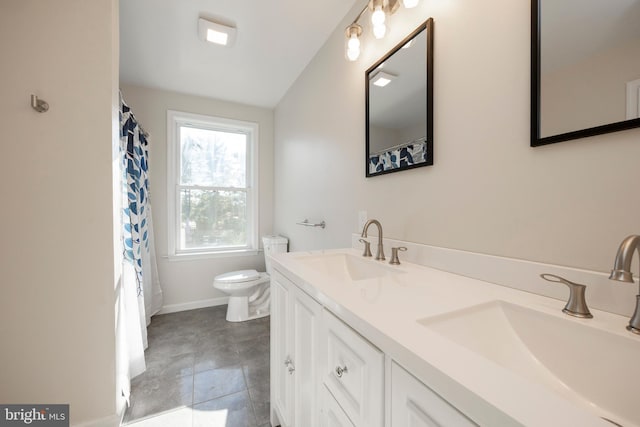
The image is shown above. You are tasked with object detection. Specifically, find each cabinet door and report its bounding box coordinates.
[391,362,477,427]
[293,287,322,427]
[270,274,294,427]
[321,385,356,427]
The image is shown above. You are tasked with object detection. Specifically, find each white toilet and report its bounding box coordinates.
[213,235,288,322]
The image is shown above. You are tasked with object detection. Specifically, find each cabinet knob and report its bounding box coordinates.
[284,356,295,374]
[335,365,348,378]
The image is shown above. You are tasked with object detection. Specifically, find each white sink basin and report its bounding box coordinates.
[419,301,640,427]
[295,252,402,281]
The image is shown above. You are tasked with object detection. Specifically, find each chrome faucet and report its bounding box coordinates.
[609,234,640,334]
[361,219,385,261]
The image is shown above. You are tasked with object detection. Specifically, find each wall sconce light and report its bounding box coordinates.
[345,23,363,61]
[344,0,420,61]
[198,18,237,47]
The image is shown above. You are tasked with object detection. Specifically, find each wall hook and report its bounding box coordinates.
[31,94,49,113]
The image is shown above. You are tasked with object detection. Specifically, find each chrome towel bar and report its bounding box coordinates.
[296,219,326,229]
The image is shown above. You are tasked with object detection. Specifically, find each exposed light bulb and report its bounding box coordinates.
[345,23,362,61]
[373,23,386,39]
[347,47,360,61]
[346,34,360,61]
[403,0,419,8]
[371,6,386,26]
[348,34,360,50]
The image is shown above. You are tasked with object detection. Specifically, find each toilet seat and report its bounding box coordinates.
[213,270,269,293]
[216,269,261,283]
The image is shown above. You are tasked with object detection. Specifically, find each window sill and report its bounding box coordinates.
[165,249,261,262]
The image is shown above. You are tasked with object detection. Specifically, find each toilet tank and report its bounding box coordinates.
[262,235,288,275]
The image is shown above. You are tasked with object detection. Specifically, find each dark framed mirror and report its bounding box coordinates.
[366,18,433,177]
[531,0,640,147]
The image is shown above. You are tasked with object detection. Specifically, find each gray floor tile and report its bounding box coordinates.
[194,327,237,351]
[193,341,240,373]
[123,305,271,427]
[147,332,199,358]
[248,382,270,426]
[240,352,270,389]
[193,365,247,404]
[192,390,258,427]
[229,320,270,343]
[236,334,269,360]
[125,375,193,422]
[144,352,194,379]
[201,306,232,327]
[147,326,196,347]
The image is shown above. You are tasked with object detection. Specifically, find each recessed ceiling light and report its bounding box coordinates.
[371,71,396,87]
[198,18,237,47]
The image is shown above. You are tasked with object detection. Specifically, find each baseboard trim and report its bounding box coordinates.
[157,296,229,314]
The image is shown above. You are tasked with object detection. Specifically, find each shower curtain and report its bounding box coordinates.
[116,95,163,402]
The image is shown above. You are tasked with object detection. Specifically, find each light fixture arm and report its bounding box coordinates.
[368,0,401,15]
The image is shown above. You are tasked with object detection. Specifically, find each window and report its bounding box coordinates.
[167,110,258,257]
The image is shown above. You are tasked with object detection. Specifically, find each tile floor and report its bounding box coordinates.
[121,305,271,427]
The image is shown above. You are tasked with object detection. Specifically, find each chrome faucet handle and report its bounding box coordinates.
[389,247,407,265]
[359,239,372,257]
[540,274,593,318]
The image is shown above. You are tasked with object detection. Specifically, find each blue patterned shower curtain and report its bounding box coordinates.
[117,95,163,399]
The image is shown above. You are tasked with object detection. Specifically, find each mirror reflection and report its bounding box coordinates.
[532,0,640,146]
[366,19,433,176]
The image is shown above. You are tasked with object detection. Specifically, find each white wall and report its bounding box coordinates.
[119,85,274,310]
[0,0,118,425]
[274,0,640,274]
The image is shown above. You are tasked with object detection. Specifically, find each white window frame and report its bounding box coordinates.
[167,110,259,259]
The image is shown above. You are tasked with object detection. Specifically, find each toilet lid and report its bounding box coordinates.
[216,269,260,283]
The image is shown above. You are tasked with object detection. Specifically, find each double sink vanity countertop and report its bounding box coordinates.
[270,248,639,427]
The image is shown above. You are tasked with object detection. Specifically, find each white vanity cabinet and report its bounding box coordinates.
[391,362,477,427]
[270,270,322,427]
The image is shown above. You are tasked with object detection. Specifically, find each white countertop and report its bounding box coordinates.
[270,248,636,427]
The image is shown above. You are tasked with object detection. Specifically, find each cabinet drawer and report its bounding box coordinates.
[391,361,477,426]
[321,385,355,427]
[321,309,384,427]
